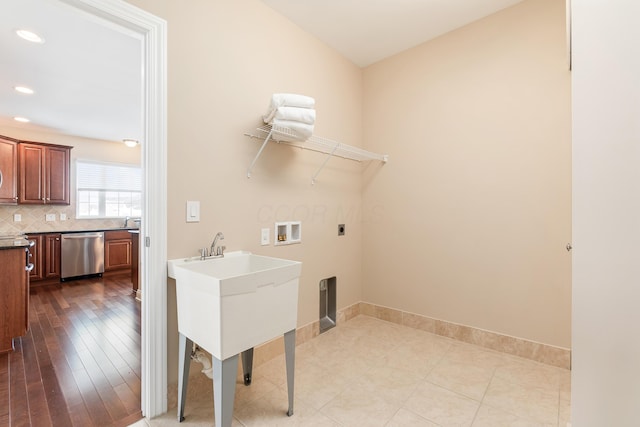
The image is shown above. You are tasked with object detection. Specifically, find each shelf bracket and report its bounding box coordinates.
[247,128,274,178]
[311,142,340,185]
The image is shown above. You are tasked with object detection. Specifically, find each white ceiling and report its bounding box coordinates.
[0,0,142,143]
[0,0,524,143]
[261,0,525,67]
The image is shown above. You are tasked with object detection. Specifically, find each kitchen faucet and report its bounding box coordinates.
[210,232,225,257]
[124,216,131,227]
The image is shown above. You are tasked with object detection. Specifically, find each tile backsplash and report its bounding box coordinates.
[0,205,129,234]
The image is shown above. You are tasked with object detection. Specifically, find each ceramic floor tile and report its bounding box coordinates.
[235,386,338,427]
[559,399,571,427]
[356,365,423,405]
[375,336,452,377]
[233,374,280,409]
[403,381,480,427]
[472,404,554,427]
[427,357,495,401]
[443,342,509,370]
[483,376,559,425]
[292,360,352,410]
[146,315,571,427]
[320,381,404,427]
[559,370,571,402]
[493,356,564,392]
[385,408,439,427]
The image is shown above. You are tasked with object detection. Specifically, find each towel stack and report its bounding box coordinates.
[263,93,316,141]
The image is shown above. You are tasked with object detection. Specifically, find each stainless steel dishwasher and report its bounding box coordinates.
[61,232,105,280]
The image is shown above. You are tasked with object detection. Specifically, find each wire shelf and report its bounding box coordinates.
[244,124,388,184]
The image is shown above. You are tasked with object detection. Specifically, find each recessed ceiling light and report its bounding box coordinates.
[16,29,45,44]
[123,139,139,148]
[14,117,30,123]
[14,86,34,95]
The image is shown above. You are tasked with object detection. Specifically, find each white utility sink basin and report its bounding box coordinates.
[167,251,302,360]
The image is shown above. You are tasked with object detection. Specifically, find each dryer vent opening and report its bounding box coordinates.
[319,277,336,334]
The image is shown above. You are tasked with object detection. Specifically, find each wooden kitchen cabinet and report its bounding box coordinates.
[104,230,132,272]
[18,142,71,205]
[44,234,61,279]
[27,233,61,283]
[0,246,31,354]
[27,234,44,282]
[0,135,19,205]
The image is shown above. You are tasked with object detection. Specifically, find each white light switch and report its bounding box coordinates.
[13,214,21,222]
[60,213,67,221]
[186,200,200,223]
[45,213,56,222]
[261,228,270,246]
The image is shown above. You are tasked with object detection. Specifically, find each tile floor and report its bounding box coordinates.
[131,315,571,426]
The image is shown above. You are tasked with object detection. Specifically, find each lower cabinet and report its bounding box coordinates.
[27,230,132,283]
[27,233,61,283]
[104,230,132,272]
[0,247,30,353]
[27,234,44,281]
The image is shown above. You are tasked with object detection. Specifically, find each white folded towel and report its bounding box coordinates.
[263,106,316,125]
[270,93,315,109]
[272,119,314,141]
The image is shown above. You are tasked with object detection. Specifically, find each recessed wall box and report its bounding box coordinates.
[274,221,302,246]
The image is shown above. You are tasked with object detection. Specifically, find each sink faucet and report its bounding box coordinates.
[124,216,131,227]
[210,232,225,257]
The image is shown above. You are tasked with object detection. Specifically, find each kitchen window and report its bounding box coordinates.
[76,160,142,218]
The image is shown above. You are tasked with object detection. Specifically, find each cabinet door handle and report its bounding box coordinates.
[25,263,34,272]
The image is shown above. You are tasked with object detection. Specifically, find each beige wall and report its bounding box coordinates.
[362,0,571,348]
[124,0,365,382]
[8,0,570,386]
[0,126,141,233]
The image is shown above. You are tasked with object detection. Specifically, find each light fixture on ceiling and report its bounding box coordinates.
[14,117,30,123]
[123,139,139,148]
[14,86,35,95]
[15,29,45,44]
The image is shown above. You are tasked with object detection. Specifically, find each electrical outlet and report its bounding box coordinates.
[261,228,270,246]
[45,213,56,222]
[13,214,21,222]
[338,224,345,236]
[60,213,67,221]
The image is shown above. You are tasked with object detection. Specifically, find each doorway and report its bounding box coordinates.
[59,0,168,418]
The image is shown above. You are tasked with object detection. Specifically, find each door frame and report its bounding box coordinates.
[60,0,168,418]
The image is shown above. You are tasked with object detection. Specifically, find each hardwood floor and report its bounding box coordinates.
[0,274,142,427]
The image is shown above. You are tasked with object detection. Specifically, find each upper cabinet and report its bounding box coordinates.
[0,135,19,205]
[18,142,72,205]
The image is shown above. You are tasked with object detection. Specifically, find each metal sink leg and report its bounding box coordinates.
[177,333,192,422]
[213,354,239,427]
[241,348,254,385]
[284,329,296,417]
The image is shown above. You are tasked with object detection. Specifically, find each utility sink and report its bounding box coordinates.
[167,251,302,360]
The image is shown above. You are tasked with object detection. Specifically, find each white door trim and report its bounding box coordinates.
[60,0,168,418]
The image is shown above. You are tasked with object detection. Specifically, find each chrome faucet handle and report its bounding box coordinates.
[200,248,208,259]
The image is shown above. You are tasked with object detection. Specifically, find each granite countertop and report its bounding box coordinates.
[24,227,139,235]
[0,237,33,250]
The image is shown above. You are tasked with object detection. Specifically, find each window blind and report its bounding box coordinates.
[77,160,142,192]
